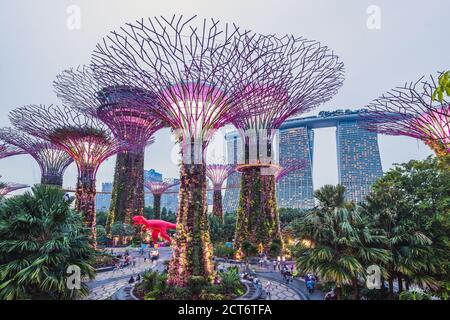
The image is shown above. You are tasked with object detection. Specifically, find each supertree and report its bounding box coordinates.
[144,180,180,219]
[0,141,26,160]
[53,66,164,234]
[9,104,128,245]
[206,164,235,221]
[91,15,278,286]
[0,128,73,187]
[273,161,306,183]
[0,182,29,196]
[231,35,345,255]
[364,74,450,160]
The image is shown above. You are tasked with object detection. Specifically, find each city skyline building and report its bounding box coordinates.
[223,109,384,211]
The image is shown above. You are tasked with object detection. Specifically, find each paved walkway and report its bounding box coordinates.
[259,277,302,300]
[85,247,171,300]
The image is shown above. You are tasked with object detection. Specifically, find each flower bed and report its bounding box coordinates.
[133,268,246,300]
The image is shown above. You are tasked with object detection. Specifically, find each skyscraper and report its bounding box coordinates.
[95,182,113,212]
[277,126,315,208]
[336,120,383,203]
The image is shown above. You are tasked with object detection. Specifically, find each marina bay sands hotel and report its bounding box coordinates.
[223,109,383,212]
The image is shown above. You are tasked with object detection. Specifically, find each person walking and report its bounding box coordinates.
[265,281,273,300]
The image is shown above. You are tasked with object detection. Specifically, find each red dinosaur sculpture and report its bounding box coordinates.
[132,216,177,244]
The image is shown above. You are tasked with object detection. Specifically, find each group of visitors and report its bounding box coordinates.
[113,250,136,270]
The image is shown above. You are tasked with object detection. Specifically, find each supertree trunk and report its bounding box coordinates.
[260,174,283,251]
[106,147,145,234]
[234,140,283,255]
[41,173,63,187]
[168,160,214,287]
[153,194,162,219]
[212,188,224,221]
[75,176,97,247]
[234,167,261,250]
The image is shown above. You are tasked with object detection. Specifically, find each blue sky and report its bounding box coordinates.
[1,0,448,194]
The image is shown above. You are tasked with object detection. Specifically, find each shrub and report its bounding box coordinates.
[269,240,282,257]
[213,243,235,258]
[220,268,241,294]
[188,276,209,295]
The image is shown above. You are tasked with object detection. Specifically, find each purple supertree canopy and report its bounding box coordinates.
[231,35,345,142]
[273,161,307,183]
[363,74,450,154]
[206,164,236,189]
[0,182,29,196]
[0,127,73,182]
[54,65,165,147]
[9,104,128,180]
[0,141,26,160]
[144,180,179,196]
[91,15,278,149]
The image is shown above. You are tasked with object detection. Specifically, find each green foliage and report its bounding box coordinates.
[96,211,107,227]
[96,225,108,245]
[241,241,258,257]
[432,71,450,102]
[295,184,390,300]
[279,208,306,228]
[213,243,235,258]
[399,289,436,300]
[289,156,450,300]
[188,276,209,295]
[362,156,450,297]
[269,239,282,257]
[209,212,236,244]
[219,268,241,294]
[110,222,134,237]
[144,206,176,223]
[0,185,95,300]
[137,267,245,300]
[90,251,117,268]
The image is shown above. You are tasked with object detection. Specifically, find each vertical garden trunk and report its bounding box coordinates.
[106,147,145,234]
[234,137,282,256]
[235,167,261,251]
[167,147,214,287]
[41,173,63,187]
[212,188,223,221]
[75,176,97,247]
[153,194,162,219]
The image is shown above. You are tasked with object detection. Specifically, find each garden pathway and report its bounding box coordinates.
[85,247,171,300]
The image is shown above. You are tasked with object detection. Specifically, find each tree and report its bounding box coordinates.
[296,185,390,300]
[362,156,450,297]
[0,185,95,299]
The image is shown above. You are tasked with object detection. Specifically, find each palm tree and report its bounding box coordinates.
[297,185,390,300]
[0,185,95,299]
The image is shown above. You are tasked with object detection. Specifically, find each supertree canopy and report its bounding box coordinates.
[54,65,164,235]
[91,15,278,286]
[232,35,345,255]
[364,74,450,159]
[0,182,29,196]
[9,104,128,245]
[0,128,73,187]
[206,164,235,221]
[0,141,26,160]
[273,161,306,183]
[144,180,179,219]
